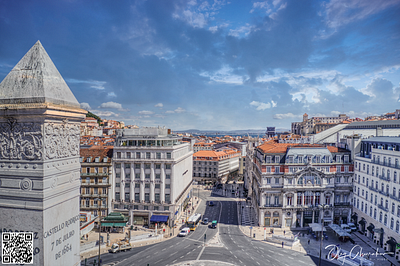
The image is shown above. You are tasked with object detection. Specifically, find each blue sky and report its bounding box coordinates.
[1,0,399,130]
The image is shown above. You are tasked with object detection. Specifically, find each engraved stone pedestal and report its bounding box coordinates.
[0,41,86,266]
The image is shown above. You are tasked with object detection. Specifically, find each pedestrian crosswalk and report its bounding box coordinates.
[241,204,257,226]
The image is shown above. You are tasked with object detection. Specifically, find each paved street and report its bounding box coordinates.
[82,185,338,266]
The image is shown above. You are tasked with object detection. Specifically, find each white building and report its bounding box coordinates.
[111,127,193,226]
[353,137,400,259]
[245,141,353,228]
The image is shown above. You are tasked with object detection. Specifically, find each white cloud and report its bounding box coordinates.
[107,92,117,97]
[324,0,398,29]
[228,24,254,37]
[250,101,276,110]
[89,110,119,117]
[273,113,301,120]
[174,107,186,113]
[165,107,186,114]
[155,103,163,108]
[99,101,128,111]
[250,1,269,13]
[138,110,155,115]
[66,79,106,90]
[80,102,91,110]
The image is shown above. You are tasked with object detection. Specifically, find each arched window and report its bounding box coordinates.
[394,188,397,197]
[370,206,372,216]
[391,218,394,230]
[265,211,271,217]
[366,178,369,187]
[374,208,377,219]
[396,221,399,233]
[376,167,379,177]
[395,171,397,183]
[381,183,384,192]
[387,170,390,180]
[385,199,388,209]
[384,214,387,226]
[316,176,321,185]
[298,177,303,185]
[357,199,359,209]
[379,211,383,223]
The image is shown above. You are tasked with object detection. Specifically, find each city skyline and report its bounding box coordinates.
[1,0,399,130]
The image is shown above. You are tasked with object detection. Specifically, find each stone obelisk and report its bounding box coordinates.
[0,41,86,266]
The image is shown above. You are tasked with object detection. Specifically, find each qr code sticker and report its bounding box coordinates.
[2,232,33,264]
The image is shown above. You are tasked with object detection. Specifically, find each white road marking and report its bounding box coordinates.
[169,251,178,257]
[155,259,163,264]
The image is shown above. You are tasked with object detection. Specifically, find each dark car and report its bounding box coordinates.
[209,201,214,206]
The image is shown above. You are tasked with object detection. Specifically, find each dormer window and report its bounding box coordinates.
[103,157,108,162]
[95,157,100,162]
[86,157,92,163]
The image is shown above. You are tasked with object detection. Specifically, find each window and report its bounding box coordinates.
[143,206,148,210]
[165,194,170,203]
[155,164,161,169]
[146,152,151,159]
[267,178,271,184]
[298,177,303,185]
[154,206,159,211]
[167,152,171,159]
[103,167,108,174]
[266,156,272,163]
[127,152,131,159]
[145,183,150,188]
[156,174,160,179]
[164,206,169,211]
[116,183,120,187]
[145,164,150,169]
[275,166,280,173]
[155,193,160,203]
[165,184,170,189]
[166,164,171,169]
[394,171,397,183]
[135,183,140,188]
[117,152,121,159]
[288,178,292,185]
[156,152,161,159]
[275,156,280,163]
[336,155,341,163]
[155,184,160,189]
[116,164,121,169]
[125,183,130,188]
[266,167,271,173]
[134,205,139,210]
[125,163,130,169]
[136,152,141,159]
[166,174,171,179]
[135,193,140,202]
[275,178,279,184]
[125,193,130,201]
[115,192,120,201]
[145,193,150,202]
[135,173,140,179]
[336,166,341,173]
[145,174,150,179]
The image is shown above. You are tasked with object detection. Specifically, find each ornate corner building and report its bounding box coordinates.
[245,141,353,228]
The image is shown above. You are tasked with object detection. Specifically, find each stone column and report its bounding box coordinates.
[150,163,155,202]
[294,192,298,207]
[120,163,125,202]
[140,163,145,202]
[259,210,264,226]
[300,211,304,227]
[161,163,165,203]
[0,41,86,266]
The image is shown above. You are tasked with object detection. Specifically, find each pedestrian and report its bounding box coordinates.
[282,241,284,248]
[308,239,310,245]
[283,230,285,235]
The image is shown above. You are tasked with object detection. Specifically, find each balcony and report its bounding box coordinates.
[80,181,110,186]
[378,175,390,182]
[369,186,379,193]
[81,172,109,177]
[377,204,389,212]
[378,190,389,197]
[264,204,283,207]
[334,202,351,207]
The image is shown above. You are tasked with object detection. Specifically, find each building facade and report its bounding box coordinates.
[292,113,349,136]
[193,149,240,183]
[247,141,353,228]
[80,146,113,218]
[111,127,193,226]
[352,137,400,259]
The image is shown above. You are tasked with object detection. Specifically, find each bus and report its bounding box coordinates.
[187,213,202,231]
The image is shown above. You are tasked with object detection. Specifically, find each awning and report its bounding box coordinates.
[386,238,397,246]
[373,228,383,234]
[101,223,114,227]
[101,222,127,227]
[367,224,375,232]
[150,215,169,223]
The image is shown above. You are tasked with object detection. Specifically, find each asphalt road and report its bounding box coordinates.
[82,188,337,266]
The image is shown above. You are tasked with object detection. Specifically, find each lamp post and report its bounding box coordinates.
[318,204,329,266]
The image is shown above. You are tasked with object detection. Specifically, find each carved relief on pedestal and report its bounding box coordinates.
[44,123,80,160]
[0,118,43,160]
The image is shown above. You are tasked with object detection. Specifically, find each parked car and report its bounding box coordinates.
[347,223,357,232]
[178,227,190,237]
[341,224,352,234]
[202,218,209,224]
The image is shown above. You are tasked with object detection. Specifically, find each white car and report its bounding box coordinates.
[341,224,352,234]
[178,227,190,237]
[347,223,357,232]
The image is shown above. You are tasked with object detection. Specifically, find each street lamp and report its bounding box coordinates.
[318,204,329,266]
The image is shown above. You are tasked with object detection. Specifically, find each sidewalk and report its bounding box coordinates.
[80,195,203,261]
